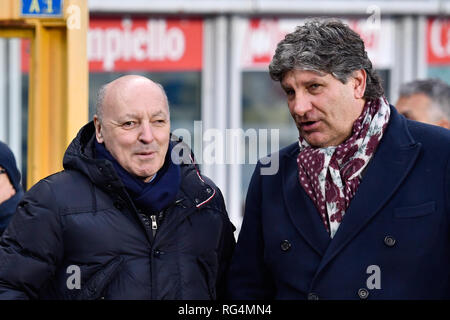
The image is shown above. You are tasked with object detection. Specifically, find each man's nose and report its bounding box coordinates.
[139,122,154,144]
[291,94,313,117]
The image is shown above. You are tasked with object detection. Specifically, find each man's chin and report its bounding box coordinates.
[135,171,156,182]
[301,132,325,148]
[129,168,159,182]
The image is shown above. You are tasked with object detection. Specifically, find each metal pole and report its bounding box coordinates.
[213,15,228,203]
[0,39,7,142]
[8,38,22,170]
[201,16,229,204]
[201,18,215,178]
[402,16,415,83]
[417,15,428,79]
[228,15,244,237]
[391,19,403,105]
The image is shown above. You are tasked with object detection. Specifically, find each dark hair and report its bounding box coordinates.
[399,78,450,119]
[269,18,384,100]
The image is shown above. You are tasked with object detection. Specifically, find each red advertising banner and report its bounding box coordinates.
[22,17,203,72]
[427,18,450,65]
[240,18,393,70]
[89,18,203,71]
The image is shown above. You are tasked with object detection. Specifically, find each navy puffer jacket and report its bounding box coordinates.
[0,123,235,300]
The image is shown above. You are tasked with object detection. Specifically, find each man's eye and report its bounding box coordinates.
[122,121,136,128]
[285,89,295,96]
[309,84,321,90]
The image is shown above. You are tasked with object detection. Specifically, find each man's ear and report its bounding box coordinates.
[93,115,104,143]
[352,69,367,99]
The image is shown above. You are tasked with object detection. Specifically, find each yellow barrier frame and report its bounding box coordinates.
[0,0,88,188]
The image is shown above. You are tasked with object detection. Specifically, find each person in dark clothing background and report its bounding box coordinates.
[0,141,23,235]
[0,75,235,300]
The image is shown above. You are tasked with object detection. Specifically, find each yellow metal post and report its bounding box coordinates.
[0,0,88,188]
[0,0,19,20]
[66,0,89,145]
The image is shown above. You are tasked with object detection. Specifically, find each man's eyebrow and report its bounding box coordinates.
[281,76,326,89]
[304,79,322,84]
[281,83,293,91]
[152,110,168,118]
[120,113,139,119]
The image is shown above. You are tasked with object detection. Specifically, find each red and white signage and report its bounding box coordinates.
[239,18,394,70]
[427,18,450,65]
[89,18,202,71]
[22,17,203,72]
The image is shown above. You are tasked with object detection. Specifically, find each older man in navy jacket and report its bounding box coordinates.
[0,76,235,300]
[226,19,450,300]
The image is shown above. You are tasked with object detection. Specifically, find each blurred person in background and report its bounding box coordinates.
[0,141,23,235]
[396,78,450,129]
[0,75,235,300]
[227,19,450,300]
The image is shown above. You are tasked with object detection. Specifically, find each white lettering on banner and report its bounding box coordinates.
[241,20,286,68]
[88,19,186,71]
[249,22,273,58]
[430,19,449,58]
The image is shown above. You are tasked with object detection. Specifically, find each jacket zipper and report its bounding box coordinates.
[149,200,184,240]
[148,200,185,300]
[148,214,157,300]
[150,214,158,238]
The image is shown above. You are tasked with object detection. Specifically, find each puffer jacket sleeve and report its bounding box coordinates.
[214,187,236,300]
[0,179,64,299]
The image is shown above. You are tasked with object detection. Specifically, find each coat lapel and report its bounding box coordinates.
[313,107,422,277]
[282,145,331,256]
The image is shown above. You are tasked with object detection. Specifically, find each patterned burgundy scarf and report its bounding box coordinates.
[297,97,391,238]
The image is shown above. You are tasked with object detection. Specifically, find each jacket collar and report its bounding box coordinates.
[282,106,421,261]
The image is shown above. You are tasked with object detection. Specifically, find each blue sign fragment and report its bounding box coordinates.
[21,0,63,17]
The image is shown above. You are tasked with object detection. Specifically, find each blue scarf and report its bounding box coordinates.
[94,140,181,213]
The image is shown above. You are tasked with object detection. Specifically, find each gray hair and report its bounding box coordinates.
[95,84,108,122]
[269,18,384,100]
[95,80,170,122]
[399,78,450,121]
